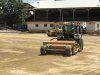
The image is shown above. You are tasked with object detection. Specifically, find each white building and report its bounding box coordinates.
[27,22,59,32]
[86,21,100,34]
[30,0,100,9]
[26,0,100,34]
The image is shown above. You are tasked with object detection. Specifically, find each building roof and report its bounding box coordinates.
[29,0,100,9]
[23,3,35,10]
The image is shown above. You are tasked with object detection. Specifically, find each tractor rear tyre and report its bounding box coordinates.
[40,46,47,55]
[57,35,63,40]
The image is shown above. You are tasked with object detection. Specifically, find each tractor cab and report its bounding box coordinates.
[57,25,83,40]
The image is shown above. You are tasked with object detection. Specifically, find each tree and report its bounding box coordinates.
[0,0,29,26]
[0,0,4,23]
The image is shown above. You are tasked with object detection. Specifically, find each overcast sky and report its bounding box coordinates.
[23,0,36,3]
[23,0,100,3]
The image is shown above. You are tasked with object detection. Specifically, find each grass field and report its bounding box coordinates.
[0,32,100,75]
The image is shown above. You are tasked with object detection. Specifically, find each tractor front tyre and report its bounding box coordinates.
[40,46,47,55]
[65,45,72,56]
[57,35,63,40]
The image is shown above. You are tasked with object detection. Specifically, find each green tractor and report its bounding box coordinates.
[40,24,84,56]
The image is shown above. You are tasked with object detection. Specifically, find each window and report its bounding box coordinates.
[50,24,53,27]
[97,24,99,28]
[35,24,39,27]
[44,24,47,27]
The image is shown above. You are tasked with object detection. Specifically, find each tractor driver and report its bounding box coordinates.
[62,24,76,39]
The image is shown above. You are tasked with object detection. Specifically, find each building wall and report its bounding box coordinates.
[95,22,100,31]
[73,21,86,26]
[86,21,100,31]
[86,21,100,35]
[26,22,59,32]
[26,21,100,34]
[86,22,95,31]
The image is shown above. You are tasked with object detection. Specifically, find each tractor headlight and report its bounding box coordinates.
[74,34,82,39]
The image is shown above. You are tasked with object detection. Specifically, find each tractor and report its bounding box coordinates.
[47,25,62,37]
[40,24,84,56]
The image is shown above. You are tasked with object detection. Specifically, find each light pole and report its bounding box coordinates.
[34,10,36,21]
[46,9,49,21]
[72,8,75,25]
[87,9,90,21]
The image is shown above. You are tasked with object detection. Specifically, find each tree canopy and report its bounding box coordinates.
[0,0,29,25]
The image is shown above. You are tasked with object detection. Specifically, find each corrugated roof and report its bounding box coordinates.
[29,0,100,9]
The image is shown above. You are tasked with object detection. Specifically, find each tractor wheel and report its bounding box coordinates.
[40,46,47,55]
[54,33,57,37]
[76,39,83,52]
[65,45,72,56]
[47,33,51,37]
[47,31,52,37]
[72,47,78,55]
[57,35,61,40]
[57,35,63,40]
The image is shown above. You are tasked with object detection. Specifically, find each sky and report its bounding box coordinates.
[23,0,36,3]
[23,0,100,8]
[28,0,100,8]
[23,0,100,3]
